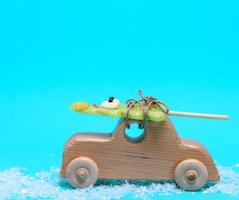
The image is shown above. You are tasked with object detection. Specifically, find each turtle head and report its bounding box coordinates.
[70,102,89,110]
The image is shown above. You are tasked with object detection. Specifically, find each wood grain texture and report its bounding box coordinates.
[60,118,219,181]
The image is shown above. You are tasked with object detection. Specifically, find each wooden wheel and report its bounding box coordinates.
[174,159,208,191]
[66,157,99,188]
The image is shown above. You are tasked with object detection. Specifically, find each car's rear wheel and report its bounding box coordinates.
[174,159,208,191]
[66,157,99,188]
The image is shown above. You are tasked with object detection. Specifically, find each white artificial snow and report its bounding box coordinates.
[0,164,238,200]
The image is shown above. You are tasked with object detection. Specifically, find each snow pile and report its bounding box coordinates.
[0,164,238,199]
[203,164,239,195]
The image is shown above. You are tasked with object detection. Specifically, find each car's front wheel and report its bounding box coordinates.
[66,157,99,188]
[174,159,208,191]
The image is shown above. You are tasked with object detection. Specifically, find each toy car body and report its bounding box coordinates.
[60,118,219,190]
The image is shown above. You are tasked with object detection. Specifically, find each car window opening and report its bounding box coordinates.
[124,123,145,143]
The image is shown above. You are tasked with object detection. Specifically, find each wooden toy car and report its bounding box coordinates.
[60,91,228,191]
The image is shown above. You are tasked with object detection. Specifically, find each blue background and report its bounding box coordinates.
[0,0,238,199]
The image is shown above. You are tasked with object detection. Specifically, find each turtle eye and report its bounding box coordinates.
[108,96,114,102]
[101,98,120,109]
